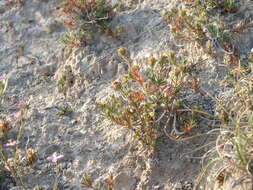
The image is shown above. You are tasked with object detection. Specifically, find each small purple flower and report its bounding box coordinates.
[47,153,64,163]
[0,74,6,81]
[4,141,19,147]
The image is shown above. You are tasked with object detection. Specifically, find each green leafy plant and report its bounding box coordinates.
[0,74,8,99]
[60,32,91,48]
[57,75,67,93]
[59,0,114,47]
[194,0,238,13]
[98,49,205,146]
[164,7,208,42]
[219,0,238,13]
[81,173,114,190]
[56,104,73,116]
[0,82,6,100]
[164,6,232,47]
[164,1,243,66]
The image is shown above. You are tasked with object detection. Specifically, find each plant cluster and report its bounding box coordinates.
[182,0,238,13]
[98,49,205,146]
[0,75,65,188]
[163,7,208,42]
[57,65,75,96]
[58,74,68,93]
[221,68,253,174]
[194,53,253,189]
[82,173,114,190]
[0,71,68,188]
[164,1,253,189]
[163,0,249,68]
[195,0,238,13]
[0,98,37,188]
[0,74,8,101]
[59,0,115,47]
[163,6,232,51]
[164,9,237,65]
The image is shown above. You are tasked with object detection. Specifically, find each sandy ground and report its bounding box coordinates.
[0,0,253,189]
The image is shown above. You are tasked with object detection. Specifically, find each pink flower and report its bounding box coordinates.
[18,100,27,110]
[47,153,64,163]
[13,111,22,121]
[0,74,6,81]
[4,141,19,147]
[18,97,30,110]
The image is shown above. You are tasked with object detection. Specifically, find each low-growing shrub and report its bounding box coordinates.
[98,49,206,146]
[163,0,247,67]
[59,0,115,47]
[163,7,208,42]
[195,0,238,13]
[182,0,238,13]
[163,6,232,51]
[81,173,114,190]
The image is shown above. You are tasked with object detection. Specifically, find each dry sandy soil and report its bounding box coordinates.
[0,0,253,189]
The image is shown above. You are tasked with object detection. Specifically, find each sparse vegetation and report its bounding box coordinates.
[1,0,253,188]
[0,74,8,100]
[0,96,33,188]
[56,103,73,116]
[57,74,67,93]
[81,173,114,190]
[164,1,253,189]
[163,3,237,58]
[195,56,253,189]
[163,0,252,69]
[59,0,115,47]
[98,49,208,146]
